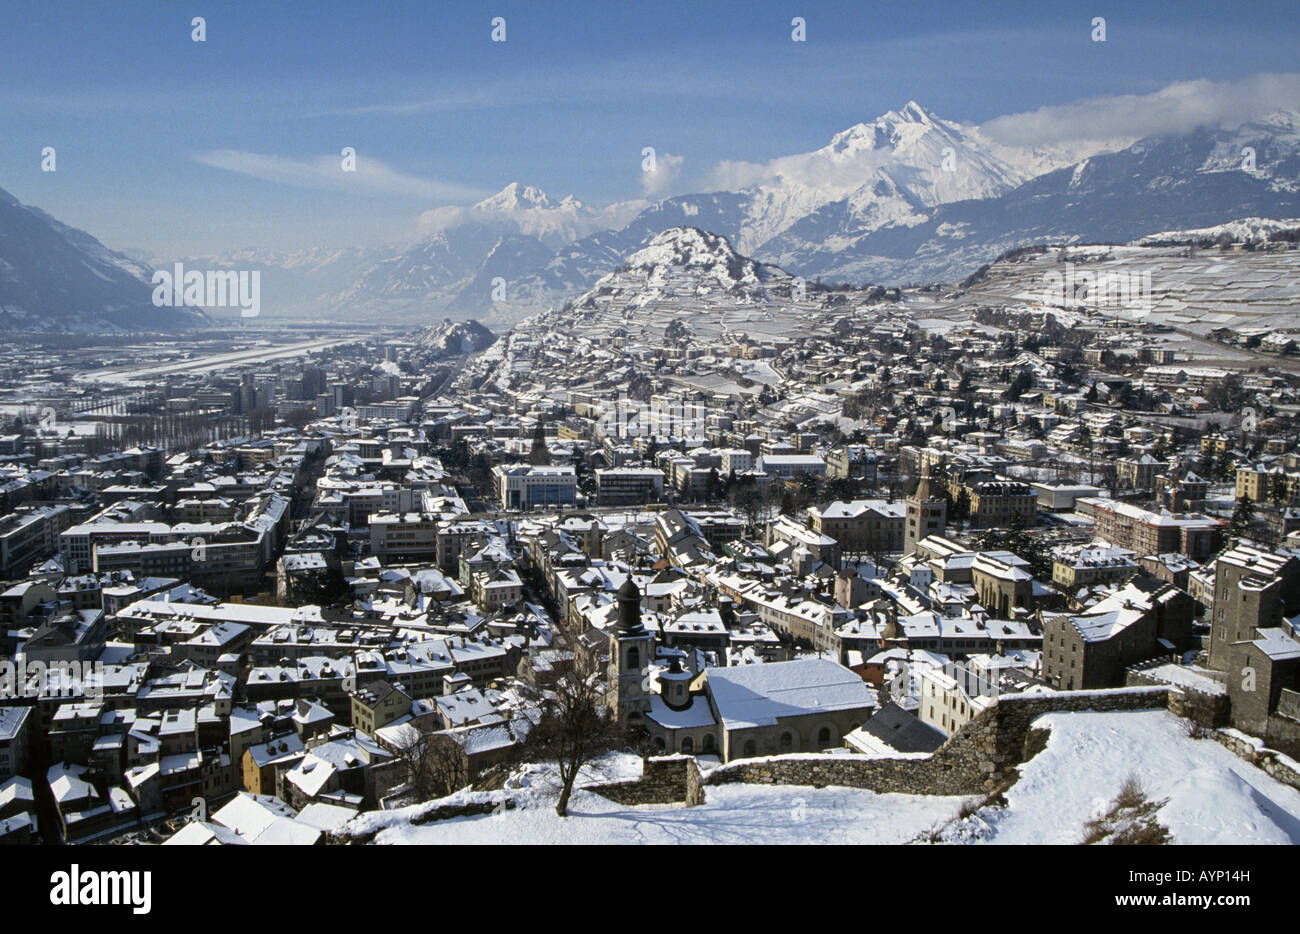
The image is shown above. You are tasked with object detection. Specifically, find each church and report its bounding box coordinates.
[607,579,878,761]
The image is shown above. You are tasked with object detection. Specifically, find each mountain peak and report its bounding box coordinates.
[475,182,557,212]
[895,100,934,124]
[823,101,947,159]
[628,227,744,269]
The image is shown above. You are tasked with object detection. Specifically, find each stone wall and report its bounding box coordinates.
[585,755,705,807]
[329,798,517,844]
[705,687,1172,796]
[1211,728,1300,792]
[1127,665,1230,727]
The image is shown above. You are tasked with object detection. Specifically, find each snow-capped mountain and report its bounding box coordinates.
[410,317,496,357]
[766,113,1300,284]
[65,103,1300,332]
[566,227,793,313]
[0,185,206,332]
[322,183,647,326]
[389,102,1130,323]
[720,100,1101,253]
[433,182,646,249]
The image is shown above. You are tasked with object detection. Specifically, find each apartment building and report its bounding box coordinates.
[1074,498,1221,560]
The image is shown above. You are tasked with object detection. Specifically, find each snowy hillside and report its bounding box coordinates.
[1133,216,1300,246]
[410,317,496,357]
[339,710,1300,846]
[569,227,792,312]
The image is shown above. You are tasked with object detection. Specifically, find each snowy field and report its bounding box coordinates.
[350,710,1300,845]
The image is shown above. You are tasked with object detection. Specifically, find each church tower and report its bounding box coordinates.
[905,465,947,555]
[606,578,654,727]
[528,418,550,466]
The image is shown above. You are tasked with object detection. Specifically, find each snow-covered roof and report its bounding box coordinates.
[705,658,875,729]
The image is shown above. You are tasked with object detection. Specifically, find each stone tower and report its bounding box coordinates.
[606,578,654,727]
[905,465,947,555]
[528,418,550,466]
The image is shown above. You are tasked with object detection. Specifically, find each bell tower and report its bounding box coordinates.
[906,465,947,555]
[607,578,654,727]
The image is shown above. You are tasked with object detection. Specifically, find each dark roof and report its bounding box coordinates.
[859,701,946,754]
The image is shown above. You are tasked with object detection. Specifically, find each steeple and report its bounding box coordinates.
[528,418,550,466]
[617,577,644,633]
[914,463,937,502]
[905,463,947,555]
[607,576,654,727]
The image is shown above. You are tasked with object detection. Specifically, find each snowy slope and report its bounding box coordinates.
[410,317,496,357]
[941,710,1300,845]
[343,709,1300,846]
[1133,216,1300,246]
[727,100,1098,254]
[566,227,793,312]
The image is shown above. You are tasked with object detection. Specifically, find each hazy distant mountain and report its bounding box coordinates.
[66,103,1300,332]
[393,102,1122,323]
[0,186,206,333]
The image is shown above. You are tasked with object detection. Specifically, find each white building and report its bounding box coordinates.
[492,464,577,511]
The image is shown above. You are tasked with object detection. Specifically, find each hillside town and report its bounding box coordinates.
[1,227,1299,847]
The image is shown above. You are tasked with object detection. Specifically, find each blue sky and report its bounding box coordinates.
[2,0,1297,256]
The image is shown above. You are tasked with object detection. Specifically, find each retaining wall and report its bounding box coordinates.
[704,687,1172,796]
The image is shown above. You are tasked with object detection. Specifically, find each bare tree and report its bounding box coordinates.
[391,726,437,801]
[520,629,623,817]
[424,734,471,799]
[392,726,470,802]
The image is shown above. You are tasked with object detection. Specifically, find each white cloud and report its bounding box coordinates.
[981,73,1300,147]
[416,205,472,235]
[708,159,772,191]
[320,87,507,117]
[640,151,685,196]
[194,150,484,201]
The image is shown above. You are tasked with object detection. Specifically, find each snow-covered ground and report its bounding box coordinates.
[972,710,1300,845]
[366,777,963,847]
[349,710,1300,845]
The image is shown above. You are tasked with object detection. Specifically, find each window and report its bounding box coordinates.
[626,646,640,669]
[817,727,831,749]
[743,739,756,757]
[780,732,793,751]
[681,736,694,755]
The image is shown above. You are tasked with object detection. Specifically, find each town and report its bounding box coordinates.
[2,224,1300,847]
